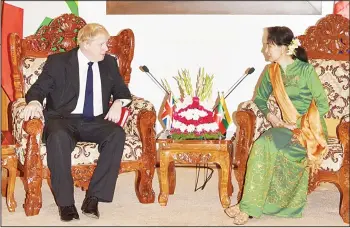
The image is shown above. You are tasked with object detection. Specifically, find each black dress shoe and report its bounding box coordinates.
[81,196,99,219]
[59,205,79,222]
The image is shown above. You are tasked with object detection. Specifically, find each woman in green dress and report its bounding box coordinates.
[224,26,330,225]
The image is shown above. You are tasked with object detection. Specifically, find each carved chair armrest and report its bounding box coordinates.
[124,95,156,138]
[11,98,45,145]
[12,98,45,171]
[137,109,156,164]
[337,120,349,167]
[237,100,273,141]
[233,110,256,167]
[233,100,277,167]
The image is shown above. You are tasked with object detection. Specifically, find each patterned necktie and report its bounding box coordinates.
[83,62,94,120]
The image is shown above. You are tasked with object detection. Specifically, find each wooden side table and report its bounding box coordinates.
[1,144,18,212]
[157,139,233,208]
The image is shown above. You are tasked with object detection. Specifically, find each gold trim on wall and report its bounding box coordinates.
[106,1,322,15]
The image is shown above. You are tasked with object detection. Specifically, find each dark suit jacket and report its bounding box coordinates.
[25,47,132,119]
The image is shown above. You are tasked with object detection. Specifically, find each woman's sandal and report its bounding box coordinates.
[232,211,249,225]
[224,204,241,218]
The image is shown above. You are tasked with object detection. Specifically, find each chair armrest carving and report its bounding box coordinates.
[337,120,349,166]
[237,100,274,141]
[234,110,256,167]
[124,95,156,138]
[12,98,45,146]
[21,118,44,216]
[137,109,156,165]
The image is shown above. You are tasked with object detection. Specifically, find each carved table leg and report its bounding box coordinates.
[217,153,231,208]
[228,144,234,197]
[168,161,176,195]
[158,150,171,206]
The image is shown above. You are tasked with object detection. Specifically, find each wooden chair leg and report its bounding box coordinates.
[234,165,247,202]
[6,165,17,212]
[339,167,349,224]
[2,168,8,197]
[135,166,155,204]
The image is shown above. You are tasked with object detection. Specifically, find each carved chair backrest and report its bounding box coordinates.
[255,14,349,140]
[9,13,135,100]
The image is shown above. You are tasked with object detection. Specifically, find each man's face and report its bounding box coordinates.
[84,34,109,62]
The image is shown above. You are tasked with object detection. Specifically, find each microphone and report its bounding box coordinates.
[212,67,255,111]
[224,67,255,100]
[139,65,169,95]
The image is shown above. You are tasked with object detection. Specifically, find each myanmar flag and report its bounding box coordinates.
[1,2,24,101]
[214,93,232,135]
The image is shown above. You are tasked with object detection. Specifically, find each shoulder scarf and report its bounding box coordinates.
[269,63,328,176]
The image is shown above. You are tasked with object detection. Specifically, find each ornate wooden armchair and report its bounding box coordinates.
[233,14,349,224]
[9,14,157,216]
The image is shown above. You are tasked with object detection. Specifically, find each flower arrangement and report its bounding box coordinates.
[161,68,221,140]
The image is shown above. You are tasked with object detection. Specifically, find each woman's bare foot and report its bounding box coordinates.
[232,211,249,225]
[224,204,241,218]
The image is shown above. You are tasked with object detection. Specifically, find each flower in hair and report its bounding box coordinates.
[286,38,301,56]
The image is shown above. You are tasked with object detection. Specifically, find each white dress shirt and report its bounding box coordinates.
[71,49,103,116]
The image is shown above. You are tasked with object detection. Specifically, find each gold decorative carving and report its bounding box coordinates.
[173,152,212,163]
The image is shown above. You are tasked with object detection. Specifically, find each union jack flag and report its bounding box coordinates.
[161,92,175,130]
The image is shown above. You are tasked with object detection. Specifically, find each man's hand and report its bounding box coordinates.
[23,101,43,121]
[104,100,122,123]
[266,113,284,128]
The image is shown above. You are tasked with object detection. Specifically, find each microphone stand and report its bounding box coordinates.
[139,66,169,95]
[224,72,249,100]
[139,65,172,139]
[212,70,251,111]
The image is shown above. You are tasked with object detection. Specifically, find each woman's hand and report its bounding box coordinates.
[267,113,284,128]
[282,122,297,130]
[267,113,297,130]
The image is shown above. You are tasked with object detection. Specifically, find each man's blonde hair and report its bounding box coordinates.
[77,23,110,45]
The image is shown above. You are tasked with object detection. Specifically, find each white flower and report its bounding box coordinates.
[179,109,207,120]
[287,38,301,56]
[179,124,187,132]
[187,124,195,132]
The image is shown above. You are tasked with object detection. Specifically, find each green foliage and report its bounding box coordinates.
[195,67,214,101]
[174,69,193,97]
[162,67,215,101]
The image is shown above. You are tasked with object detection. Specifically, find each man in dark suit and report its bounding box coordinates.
[23,23,132,222]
